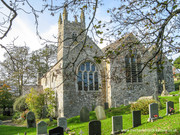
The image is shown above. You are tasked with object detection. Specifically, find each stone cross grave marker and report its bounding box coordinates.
[26,111,36,128]
[95,106,106,120]
[161,80,169,96]
[57,117,67,131]
[148,103,161,122]
[104,102,109,110]
[79,130,84,135]
[166,101,174,115]
[132,111,141,127]
[49,126,64,135]
[80,106,89,122]
[112,116,123,134]
[89,120,101,135]
[37,121,47,135]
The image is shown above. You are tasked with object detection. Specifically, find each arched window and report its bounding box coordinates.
[125,54,142,83]
[77,61,99,91]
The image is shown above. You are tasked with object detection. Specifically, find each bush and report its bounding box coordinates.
[130,99,157,115]
[13,96,28,112]
[12,111,20,120]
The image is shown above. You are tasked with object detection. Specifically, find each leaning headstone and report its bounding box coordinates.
[49,126,64,135]
[89,120,101,135]
[148,103,162,122]
[80,106,89,122]
[27,111,36,128]
[95,106,106,120]
[132,111,141,127]
[111,116,123,134]
[166,101,174,115]
[104,102,109,110]
[0,120,3,125]
[57,117,67,131]
[37,121,47,135]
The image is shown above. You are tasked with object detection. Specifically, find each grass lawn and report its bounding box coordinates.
[0,91,180,135]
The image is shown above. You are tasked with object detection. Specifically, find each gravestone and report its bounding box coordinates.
[112,116,123,134]
[148,103,162,122]
[124,99,129,106]
[104,102,109,110]
[89,120,101,135]
[80,106,89,122]
[95,106,106,120]
[37,121,47,135]
[42,105,48,118]
[166,101,174,115]
[49,116,53,122]
[161,80,169,96]
[132,111,141,127]
[27,111,36,128]
[49,126,64,135]
[57,117,67,131]
[0,120,3,125]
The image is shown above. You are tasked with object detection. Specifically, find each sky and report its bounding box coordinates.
[0,0,179,62]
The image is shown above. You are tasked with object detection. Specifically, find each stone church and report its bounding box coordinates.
[39,8,174,118]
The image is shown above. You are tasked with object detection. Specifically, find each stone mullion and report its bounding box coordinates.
[82,71,84,91]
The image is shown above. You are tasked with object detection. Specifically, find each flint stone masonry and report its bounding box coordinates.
[38,9,175,118]
[27,111,36,128]
[37,121,47,135]
[0,120,2,125]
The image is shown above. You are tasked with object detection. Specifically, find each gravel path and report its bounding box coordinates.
[2,120,25,127]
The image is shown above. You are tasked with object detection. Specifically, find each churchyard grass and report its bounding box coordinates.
[0,92,180,135]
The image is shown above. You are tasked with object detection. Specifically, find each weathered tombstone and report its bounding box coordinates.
[95,106,106,120]
[27,111,36,128]
[49,126,64,135]
[42,105,48,118]
[111,116,123,134]
[132,111,141,127]
[49,116,53,122]
[80,106,89,122]
[124,99,129,106]
[37,121,47,135]
[0,120,3,125]
[104,102,109,110]
[166,101,174,115]
[148,103,162,122]
[57,117,67,131]
[89,120,101,135]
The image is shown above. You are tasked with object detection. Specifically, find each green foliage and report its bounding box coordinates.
[25,88,56,118]
[12,111,21,120]
[130,99,157,115]
[174,80,180,90]
[174,56,180,69]
[13,96,27,112]
[25,88,44,118]
[0,83,14,109]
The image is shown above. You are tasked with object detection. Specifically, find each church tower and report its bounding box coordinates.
[57,8,86,61]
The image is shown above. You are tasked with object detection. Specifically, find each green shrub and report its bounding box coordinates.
[13,96,28,112]
[12,111,20,120]
[130,99,157,115]
[174,80,180,91]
